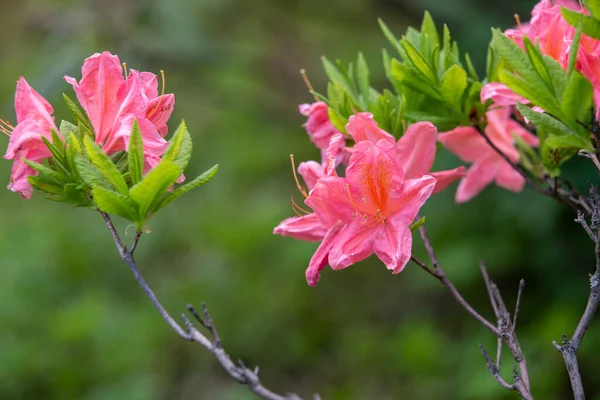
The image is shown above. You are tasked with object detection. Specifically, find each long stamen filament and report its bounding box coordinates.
[346,183,361,220]
[291,196,311,216]
[514,14,522,30]
[0,119,14,136]
[290,154,308,198]
[122,63,128,78]
[300,69,319,102]
[148,70,167,119]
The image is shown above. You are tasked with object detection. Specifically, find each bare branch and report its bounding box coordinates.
[554,204,600,400]
[100,211,307,400]
[416,226,532,398]
[513,280,525,333]
[130,230,143,255]
[479,345,515,391]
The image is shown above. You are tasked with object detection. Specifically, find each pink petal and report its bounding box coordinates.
[391,175,437,224]
[438,126,492,163]
[508,120,539,147]
[346,112,395,144]
[306,223,343,286]
[345,140,404,216]
[374,222,412,273]
[455,157,500,203]
[430,166,467,194]
[480,82,529,106]
[323,133,346,175]
[4,119,54,160]
[495,162,525,192]
[273,213,327,242]
[7,151,36,199]
[305,176,355,227]
[328,221,379,270]
[299,102,341,150]
[64,52,125,144]
[298,161,324,191]
[147,93,175,137]
[396,121,437,179]
[14,77,56,128]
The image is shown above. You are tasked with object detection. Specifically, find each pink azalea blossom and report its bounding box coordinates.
[346,113,465,193]
[438,106,539,202]
[64,52,174,174]
[3,77,60,198]
[480,82,530,106]
[299,101,345,154]
[304,139,436,286]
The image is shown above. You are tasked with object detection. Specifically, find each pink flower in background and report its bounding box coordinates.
[299,102,345,154]
[480,82,530,106]
[3,77,60,198]
[64,52,174,174]
[439,106,539,202]
[346,113,465,193]
[304,139,436,286]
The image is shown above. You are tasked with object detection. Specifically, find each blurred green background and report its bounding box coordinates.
[0,0,599,399]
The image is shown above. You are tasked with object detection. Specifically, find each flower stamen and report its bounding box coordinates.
[147,70,167,120]
[290,154,308,198]
[514,14,522,30]
[291,196,311,216]
[122,63,128,78]
[0,119,14,136]
[300,69,319,101]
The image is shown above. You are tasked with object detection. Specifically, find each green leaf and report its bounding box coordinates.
[516,103,574,136]
[420,11,439,49]
[440,64,467,105]
[59,120,78,138]
[400,40,437,84]
[586,0,600,19]
[128,120,144,185]
[356,52,371,108]
[321,57,355,98]
[464,53,479,81]
[409,216,426,232]
[63,93,93,136]
[499,69,562,117]
[561,71,593,129]
[568,24,583,75]
[522,37,553,92]
[23,159,63,181]
[27,176,64,195]
[83,136,129,195]
[163,121,193,171]
[93,186,139,221]
[153,164,219,214]
[562,7,600,40]
[129,160,182,222]
[379,18,402,54]
[491,29,534,78]
[74,155,108,188]
[541,134,591,176]
[328,108,348,133]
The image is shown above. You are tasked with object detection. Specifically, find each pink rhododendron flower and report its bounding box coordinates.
[273,133,346,242]
[438,106,539,202]
[64,52,175,174]
[299,102,345,155]
[346,113,465,193]
[480,82,530,106]
[304,139,436,286]
[3,77,60,198]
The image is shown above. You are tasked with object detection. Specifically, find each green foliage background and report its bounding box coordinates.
[0,0,598,399]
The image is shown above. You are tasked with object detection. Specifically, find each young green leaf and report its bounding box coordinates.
[163,121,193,171]
[378,18,403,54]
[23,159,64,181]
[153,164,219,214]
[440,64,467,106]
[27,176,65,195]
[74,155,109,188]
[83,136,129,195]
[516,103,574,136]
[562,7,600,39]
[128,120,144,185]
[420,12,439,49]
[356,52,371,109]
[63,93,93,136]
[129,160,182,220]
[586,0,600,19]
[401,40,437,84]
[93,186,139,222]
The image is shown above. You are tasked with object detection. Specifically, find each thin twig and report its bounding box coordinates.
[415,225,533,399]
[130,230,142,255]
[100,211,307,400]
[512,280,525,333]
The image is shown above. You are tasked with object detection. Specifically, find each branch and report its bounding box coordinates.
[553,209,600,400]
[100,212,309,400]
[474,125,591,216]
[414,226,533,399]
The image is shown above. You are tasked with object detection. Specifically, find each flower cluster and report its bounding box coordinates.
[3,51,178,199]
[275,104,467,286]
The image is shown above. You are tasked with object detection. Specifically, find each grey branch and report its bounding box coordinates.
[413,226,533,399]
[100,212,310,400]
[553,204,600,400]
